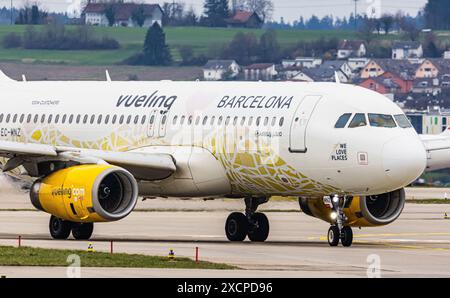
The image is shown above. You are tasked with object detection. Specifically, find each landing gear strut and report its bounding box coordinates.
[326,195,353,247]
[49,215,94,240]
[225,197,270,242]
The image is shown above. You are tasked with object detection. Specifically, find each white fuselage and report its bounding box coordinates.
[0,81,426,198]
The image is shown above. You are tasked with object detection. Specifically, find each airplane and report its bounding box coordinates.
[0,70,448,247]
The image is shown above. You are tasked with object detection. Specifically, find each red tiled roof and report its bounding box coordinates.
[84,3,161,21]
[226,10,260,24]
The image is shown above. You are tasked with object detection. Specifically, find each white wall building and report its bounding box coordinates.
[203,60,240,81]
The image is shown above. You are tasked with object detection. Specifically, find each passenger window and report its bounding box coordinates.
[368,114,396,128]
[106,115,110,124]
[248,117,253,126]
[218,116,223,125]
[202,116,208,126]
[41,115,46,124]
[119,115,124,124]
[256,117,261,126]
[76,115,80,124]
[394,114,412,128]
[225,116,230,126]
[98,115,103,124]
[162,115,167,125]
[62,114,67,124]
[83,115,88,124]
[48,115,53,124]
[211,116,216,126]
[334,113,352,128]
[348,113,367,128]
[55,115,59,124]
[233,116,238,126]
[34,115,38,124]
[195,116,200,126]
[13,114,17,123]
[279,117,284,127]
[19,114,24,123]
[173,116,178,125]
[188,116,193,125]
[180,116,186,125]
[150,115,154,124]
[0,114,3,123]
[27,114,31,123]
[6,114,10,123]
[112,115,117,124]
[264,117,269,126]
[134,115,139,124]
[271,117,276,127]
[240,117,246,126]
[90,115,95,124]
[141,115,146,125]
[126,115,131,124]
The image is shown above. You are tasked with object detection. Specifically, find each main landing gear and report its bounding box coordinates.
[225,197,270,242]
[49,215,94,240]
[326,195,353,247]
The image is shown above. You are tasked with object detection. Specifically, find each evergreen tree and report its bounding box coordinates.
[424,0,450,30]
[105,5,116,27]
[203,0,229,27]
[259,30,280,62]
[143,22,172,66]
[132,5,146,27]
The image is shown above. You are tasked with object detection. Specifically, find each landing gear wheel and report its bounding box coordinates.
[327,226,340,247]
[248,213,270,242]
[341,226,353,247]
[72,223,94,240]
[49,215,72,240]
[225,212,248,241]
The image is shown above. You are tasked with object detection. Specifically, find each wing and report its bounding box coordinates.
[420,134,450,172]
[0,140,176,181]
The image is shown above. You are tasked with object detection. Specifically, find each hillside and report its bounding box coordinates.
[0,25,447,65]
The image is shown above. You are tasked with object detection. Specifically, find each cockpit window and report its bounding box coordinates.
[394,114,412,128]
[368,114,397,128]
[334,113,352,128]
[348,113,367,128]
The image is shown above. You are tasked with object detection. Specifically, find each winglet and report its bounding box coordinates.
[106,70,111,82]
[0,70,16,83]
[334,71,341,84]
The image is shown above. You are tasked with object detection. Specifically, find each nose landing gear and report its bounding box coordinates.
[326,195,354,247]
[225,197,270,242]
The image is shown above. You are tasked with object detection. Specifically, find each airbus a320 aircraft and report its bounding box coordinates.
[0,71,448,247]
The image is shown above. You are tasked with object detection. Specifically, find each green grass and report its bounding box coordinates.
[0,245,236,269]
[407,199,450,204]
[0,25,363,65]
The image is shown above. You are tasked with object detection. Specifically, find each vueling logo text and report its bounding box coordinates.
[116,91,177,110]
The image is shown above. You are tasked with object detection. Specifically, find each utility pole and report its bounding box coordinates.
[353,0,359,31]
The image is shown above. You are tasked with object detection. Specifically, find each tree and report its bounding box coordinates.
[399,17,421,41]
[380,14,394,35]
[104,4,116,27]
[203,0,229,27]
[142,22,172,65]
[424,32,442,58]
[235,0,274,23]
[224,32,258,65]
[31,5,40,24]
[132,5,146,27]
[424,0,450,30]
[359,17,376,44]
[259,30,280,62]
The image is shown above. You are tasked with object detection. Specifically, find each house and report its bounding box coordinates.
[203,60,240,81]
[347,57,369,73]
[358,77,401,95]
[225,11,263,28]
[290,68,337,82]
[320,60,352,81]
[337,40,366,59]
[359,59,416,80]
[83,3,163,27]
[244,64,277,81]
[281,57,323,69]
[444,50,450,59]
[392,41,423,60]
[412,78,441,94]
[415,59,450,79]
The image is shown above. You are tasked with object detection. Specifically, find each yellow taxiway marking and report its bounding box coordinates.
[308,232,450,251]
[308,232,450,241]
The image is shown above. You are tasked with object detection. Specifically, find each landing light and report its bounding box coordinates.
[330,212,338,220]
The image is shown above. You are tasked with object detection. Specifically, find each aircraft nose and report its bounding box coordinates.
[382,136,427,187]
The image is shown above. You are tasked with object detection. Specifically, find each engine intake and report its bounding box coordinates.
[299,188,405,227]
[30,165,138,223]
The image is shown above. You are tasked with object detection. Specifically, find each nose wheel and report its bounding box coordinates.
[326,195,354,247]
[225,197,270,242]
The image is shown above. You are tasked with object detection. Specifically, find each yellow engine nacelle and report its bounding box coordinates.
[299,189,405,227]
[30,164,138,223]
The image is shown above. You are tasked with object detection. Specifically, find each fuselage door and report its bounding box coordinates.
[147,109,159,137]
[289,95,322,153]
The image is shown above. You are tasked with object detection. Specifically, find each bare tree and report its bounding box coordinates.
[235,0,274,23]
